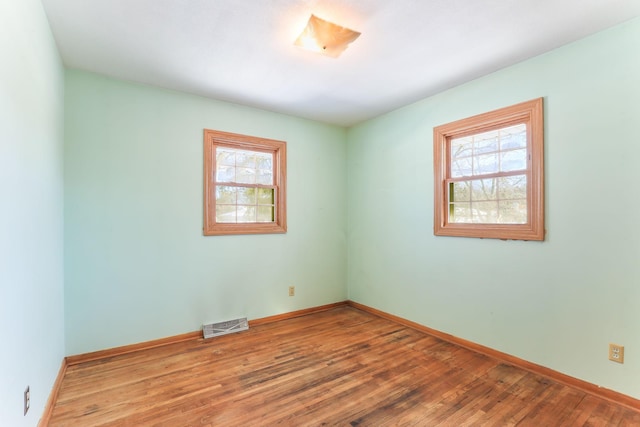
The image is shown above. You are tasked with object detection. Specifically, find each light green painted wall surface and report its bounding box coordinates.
[347,17,640,398]
[64,70,348,355]
[0,0,65,424]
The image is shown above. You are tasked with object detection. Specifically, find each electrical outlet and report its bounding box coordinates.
[24,386,30,415]
[609,343,624,364]
[288,286,295,297]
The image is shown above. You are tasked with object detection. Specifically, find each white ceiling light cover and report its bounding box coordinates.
[294,14,361,58]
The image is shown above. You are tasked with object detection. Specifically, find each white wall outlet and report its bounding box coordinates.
[288,286,295,297]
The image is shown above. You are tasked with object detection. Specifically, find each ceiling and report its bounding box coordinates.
[41,0,640,127]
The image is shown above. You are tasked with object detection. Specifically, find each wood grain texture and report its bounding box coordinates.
[349,300,640,412]
[248,301,348,327]
[65,302,347,366]
[65,331,203,366]
[48,306,639,426]
[38,359,67,427]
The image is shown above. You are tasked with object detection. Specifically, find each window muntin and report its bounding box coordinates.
[433,98,544,240]
[204,130,286,235]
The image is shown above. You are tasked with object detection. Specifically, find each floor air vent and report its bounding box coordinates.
[203,317,248,339]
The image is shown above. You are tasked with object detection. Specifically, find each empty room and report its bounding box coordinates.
[2,0,640,425]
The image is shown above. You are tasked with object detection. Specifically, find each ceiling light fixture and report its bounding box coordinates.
[294,14,361,58]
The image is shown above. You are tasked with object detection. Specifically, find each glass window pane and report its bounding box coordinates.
[471,178,497,201]
[498,175,527,200]
[500,124,527,150]
[215,186,237,204]
[472,201,499,223]
[256,170,273,185]
[237,206,257,223]
[216,149,236,167]
[236,167,256,184]
[257,188,274,204]
[237,187,257,204]
[257,206,274,222]
[235,151,256,168]
[498,200,527,224]
[451,157,472,178]
[474,130,499,154]
[216,205,237,223]
[450,181,470,202]
[474,153,498,175]
[216,165,235,183]
[450,137,473,160]
[450,203,471,223]
[501,149,527,172]
[256,153,273,170]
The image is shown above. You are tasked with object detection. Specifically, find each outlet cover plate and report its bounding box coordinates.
[24,386,30,415]
[609,343,625,364]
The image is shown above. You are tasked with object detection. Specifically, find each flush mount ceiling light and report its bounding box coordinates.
[294,14,361,58]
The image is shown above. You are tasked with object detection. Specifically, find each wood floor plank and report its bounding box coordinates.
[48,307,640,426]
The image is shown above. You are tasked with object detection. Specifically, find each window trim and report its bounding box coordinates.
[204,129,287,236]
[433,98,544,241]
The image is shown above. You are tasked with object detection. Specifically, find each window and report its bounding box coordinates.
[204,129,286,236]
[433,98,544,240]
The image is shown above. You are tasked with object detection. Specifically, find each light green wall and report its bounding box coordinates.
[64,70,348,355]
[347,17,640,398]
[62,15,640,401]
[0,0,65,424]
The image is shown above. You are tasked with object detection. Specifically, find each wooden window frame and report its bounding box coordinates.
[433,98,544,241]
[204,129,287,236]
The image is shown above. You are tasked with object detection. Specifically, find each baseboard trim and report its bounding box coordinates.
[65,330,202,366]
[249,301,348,327]
[347,300,640,412]
[66,301,349,366]
[38,359,67,427]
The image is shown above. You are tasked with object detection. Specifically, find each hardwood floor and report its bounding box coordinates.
[49,307,640,426]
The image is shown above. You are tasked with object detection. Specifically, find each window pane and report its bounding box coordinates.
[237,206,257,223]
[257,169,273,185]
[450,181,470,202]
[471,178,497,201]
[451,156,472,178]
[473,201,499,223]
[215,186,237,204]
[450,123,528,179]
[474,130,499,154]
[498,200,527,224]
[257,206,274,222]
[448,176,528,225]
[236,167,256,184]
[215,148,274,185]
[256,153,273,170]
[450,203,471,223]
[498,175,527,200]
[500,124,527,150]
[501,149,527,172]
[235,151,256,168]
[474,153,498,175]
[237,187,257,204]
[216,165,235,183]
[450,137,473,159]
[216,204,237,223]
[257,188,274,204]
[216,149,236,166]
